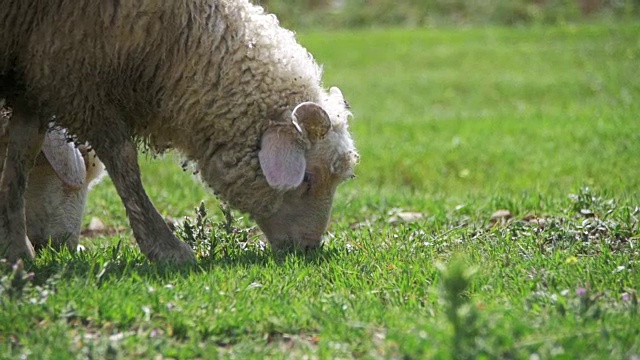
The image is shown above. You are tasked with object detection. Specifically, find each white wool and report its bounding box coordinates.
[1,0,359,253]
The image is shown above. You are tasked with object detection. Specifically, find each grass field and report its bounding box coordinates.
[2,22,640,359]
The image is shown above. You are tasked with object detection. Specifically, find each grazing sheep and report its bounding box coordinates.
[1,107,105,252]
[0,0,358,263]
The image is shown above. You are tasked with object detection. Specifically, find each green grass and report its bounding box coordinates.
[2,22,640,358]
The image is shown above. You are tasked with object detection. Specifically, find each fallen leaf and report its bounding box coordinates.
[522,214,547,228]
[87,217,105,231]
[80,217,125,238]
[349,217,376,229]
[388,212,424,224]
[489,210,512,226]
[580,209,595,217]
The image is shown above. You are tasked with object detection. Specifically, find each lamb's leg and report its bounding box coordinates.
[0,105,44,262]
[92,138,195,263]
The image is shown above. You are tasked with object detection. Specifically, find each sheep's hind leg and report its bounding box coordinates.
[93,138,195,264]
[0,104,44,262]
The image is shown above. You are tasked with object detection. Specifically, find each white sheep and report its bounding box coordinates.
[0,0,358,263]
[1,107,104,253]
[26,130,105,251]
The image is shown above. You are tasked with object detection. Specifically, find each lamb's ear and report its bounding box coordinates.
[259,128,305,190]
[41,130,86,190]
[292,102,331,143]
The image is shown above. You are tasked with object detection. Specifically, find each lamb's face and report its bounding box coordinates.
[255,87,358,250]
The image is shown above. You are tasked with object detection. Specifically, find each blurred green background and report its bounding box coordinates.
[256,0,639,29]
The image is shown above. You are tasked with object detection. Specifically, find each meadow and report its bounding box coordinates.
[1,22,639,358]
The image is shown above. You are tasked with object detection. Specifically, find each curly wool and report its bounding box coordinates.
[1,0,357,218]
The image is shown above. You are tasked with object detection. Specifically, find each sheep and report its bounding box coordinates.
[0,0,359,263]
[1,106,105,253]
[25,131,105,251]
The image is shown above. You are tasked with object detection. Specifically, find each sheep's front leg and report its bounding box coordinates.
[0,106,44,261]
[93,139,195,263]
[0,123,8,175]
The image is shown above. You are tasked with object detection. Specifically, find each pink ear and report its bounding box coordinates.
[259,129,305,190]
[41,129,86,190]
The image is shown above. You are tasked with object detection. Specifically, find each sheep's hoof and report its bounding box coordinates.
[145,238,196,265]
[1,236,36,263]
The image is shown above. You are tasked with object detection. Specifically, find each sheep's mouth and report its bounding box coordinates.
[265,235,324,253]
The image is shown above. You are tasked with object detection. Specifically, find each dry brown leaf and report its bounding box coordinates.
[388,212,424,224]
[580,209,595,217]
[87,217,105,231]
[80,217,125,238]
[489,209,512,226]
[522,214,548,228]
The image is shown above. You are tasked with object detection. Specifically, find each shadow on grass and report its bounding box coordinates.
[15,240,344,287]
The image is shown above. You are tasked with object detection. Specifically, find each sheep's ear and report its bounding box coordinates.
[329,87,344,101]
[259,128,305,190]
[330,87,350,109]
[292,102,331,143]
[77,144,106,187]
[41,130,86,190]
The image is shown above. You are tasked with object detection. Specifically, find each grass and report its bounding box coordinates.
[2,22,640,358]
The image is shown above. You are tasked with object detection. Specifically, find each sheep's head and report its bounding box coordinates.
[255,87,358,250]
